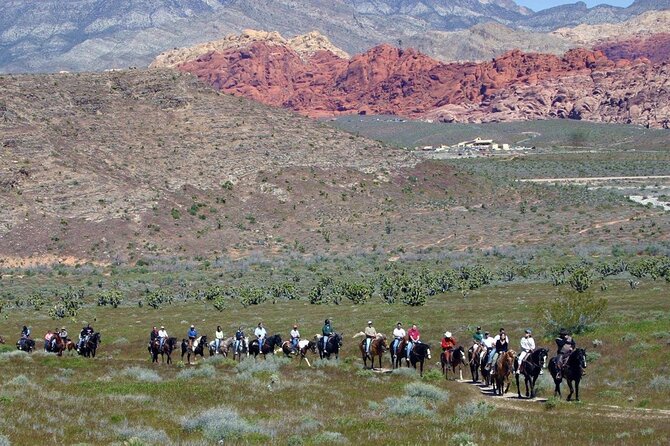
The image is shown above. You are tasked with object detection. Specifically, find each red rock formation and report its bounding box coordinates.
[594,33,670,64]
[177,40,670,128]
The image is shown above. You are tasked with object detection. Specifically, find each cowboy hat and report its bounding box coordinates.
[444,331,452,338]
[367,320,373,324]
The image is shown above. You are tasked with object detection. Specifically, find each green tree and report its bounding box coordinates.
[537,290,607,335]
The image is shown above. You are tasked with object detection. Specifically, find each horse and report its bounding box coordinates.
[151,337,177,364]
[516,348,548,399]
[317,332,343,360]
[492,350,516,396]
[358,334,388,369]
[409,342,432,377]
[0,336,5,344]
[549,348,587,401]
[468,344,484,383]
[480,347,494,386]
[282,339,318,367]
[16,337,35,352]
[390,337,408,369]
[442,346,466,381]
[249,334,282,359]
[66,340,77,353]
[209,337,234,357]
[232,337,249,362]
[50,333,67,357]
[79,332,101,358]
[181,335,207,365]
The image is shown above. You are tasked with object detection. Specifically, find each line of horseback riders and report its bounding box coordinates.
[14,323,101,357]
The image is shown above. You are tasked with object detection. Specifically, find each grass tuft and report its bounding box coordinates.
[452,401,494,424]
[405,382,449,402]
[114,422,170,444]
[312,431,348,444]
[177,364,216,379]
[181,405,269,441]
[450,432,477,446]
[648,375,670,392]
[0,434,9,446]
[7,374,32,386]
[383,395,433,417]
[391,367,419,378]
[119,367,161,382]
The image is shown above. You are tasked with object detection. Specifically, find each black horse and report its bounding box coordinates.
[79,332,101,358]
[480,347,494,386]
[16,338,35,352]
[516,348,548,399]
[181,335,207,364]
[468,344,484,383]
[249,334,282,359]
[151,337,177,364]
[318,333,343,360]
[549,348,587,401]
[409,342,432,377]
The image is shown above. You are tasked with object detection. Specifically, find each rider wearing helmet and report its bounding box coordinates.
[322,319,333,351]
[290,325,300,353]
[516,329,536,375]
[391,322,406,358]
[555,329,576,380]
[441,331,457,364]
[364,321,377,355]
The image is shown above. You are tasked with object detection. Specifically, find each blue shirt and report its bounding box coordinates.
[188,328,197,338]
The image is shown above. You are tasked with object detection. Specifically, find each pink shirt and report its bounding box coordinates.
[408,328,420,342]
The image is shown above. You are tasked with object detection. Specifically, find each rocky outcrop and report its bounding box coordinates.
[176,39,670,128]
[553,10,670,45]
[594,33,670,64]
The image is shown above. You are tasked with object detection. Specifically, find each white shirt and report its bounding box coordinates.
[158,329,168,339]
[290,329,300,339]
[520,336,535,352]
[254,327,267,339]
[482,336,495,348]
[215,330,225,340]
[393,328,406,338]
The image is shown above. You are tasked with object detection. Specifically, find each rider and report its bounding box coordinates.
[391,322,405,357]
[78,324,93,351]
[44,330,54,352]
[516,329,536,375]
[487,328,508,370]
[234,326,245,353]
[214,325,225,354]
[364,321,377,355]
[290,324,300,353]
[59,327,68,343]
[441,331,457,364]
[406,324,421,358]
[21,325,31,339]
[158,325,169,349]
[481,331,495,363]
[187,325,197,350]
[472,326,483,346]
[555,328,576,380]
[321,319,333,351]
[149,326,159,348]
[254,322,267,352]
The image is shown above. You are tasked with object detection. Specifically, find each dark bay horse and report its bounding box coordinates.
[282,339,318,367]
[318,333,343,360]
[549,348,587,401]
[249,334,282,359]
[151,337,177,364]
[16,338,35,352]
[360,335,388,369]
[181,335,207,364]
[492,350,516,396]
[468,344,484,383]
[390,337,408,369]
[480,347,494,386]
[79,332,101,358]
[442,346,466,381]
[516,348,548,399]
[409,342,432,377]
[50,333,67,356]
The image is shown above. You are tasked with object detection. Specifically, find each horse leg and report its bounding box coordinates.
[459,365,463,381]
[566,379,574,401]
[516,374,522,398]
[575,378,580,402]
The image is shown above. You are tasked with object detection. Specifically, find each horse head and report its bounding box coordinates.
[308,341,317,354]
[574,348,587,370]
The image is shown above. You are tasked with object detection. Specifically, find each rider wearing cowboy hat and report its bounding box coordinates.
[187,324,197,350]
[290,324,300,353]
[555,328,576,380]
[364,320,377,355]
[158,325,169,349]
[441,331,457,363]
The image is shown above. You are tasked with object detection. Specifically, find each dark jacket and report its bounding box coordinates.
[495,337,509,353]
[235,330,244,340]
[555,336,575,355]
[322,323,333,337]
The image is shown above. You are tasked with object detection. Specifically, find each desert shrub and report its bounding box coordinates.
[235,356,288,376]
[0,350,32,361]
[181,405,268,442]
[537,290,607,335]
[567,267,593,293]
[120,367,161,382]
[383,396,433,417]
[238,287,267,307]
[338,281,373,305]
[270,282,298,301]
[7,374,31,386]
[313,358,342,369]
[145,288,173,309]
[114,422,170,444]
[112,337,130,346]
[177,364,216,380]
[391,367,419,378]
[97,289,123,308]
[649,376,670,392]
[312,431,348,444]
[450,432,477,446]
[452,401,494,424]
[401,281,427,307]
[287,435,305,446]
[544,396,562,410]
[405,382,449,402]
[421,369,443,382]
[0,435,9,446]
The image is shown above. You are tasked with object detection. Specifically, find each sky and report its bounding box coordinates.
[516,0,635,11]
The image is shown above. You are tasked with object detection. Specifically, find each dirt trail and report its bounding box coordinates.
[519,175,670,183]
[577,218,629,234]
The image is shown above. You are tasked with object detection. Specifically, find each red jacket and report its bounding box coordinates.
[408,328,420,342]
[441,337,457,350]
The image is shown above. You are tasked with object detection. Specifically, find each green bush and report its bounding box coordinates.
[537,290,607,335]
[568,267,593,293]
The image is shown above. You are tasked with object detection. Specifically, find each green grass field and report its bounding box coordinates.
[1,273,668,445]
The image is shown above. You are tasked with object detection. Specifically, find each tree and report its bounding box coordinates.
[537,290,607,335]
[568,267,593,293]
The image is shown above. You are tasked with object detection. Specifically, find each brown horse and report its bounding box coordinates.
[441,346,466,381]
[359,335,388,369]
[51,333,67,356]
[0,336,5,344]
[391,337,409,369]
[282,339,318,367]
[151,337,177,364]
[492,350,516,396]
